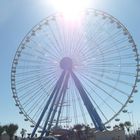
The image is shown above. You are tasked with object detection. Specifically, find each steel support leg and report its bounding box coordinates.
[31,71,65,138]
[71,71,105,131]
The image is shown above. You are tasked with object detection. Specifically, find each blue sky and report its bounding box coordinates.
[0,0,140,136]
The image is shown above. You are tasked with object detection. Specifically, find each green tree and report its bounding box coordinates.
[4,124,18,140]
[119,123,125,130]
[0,125,4,140]
[124,121,132,133]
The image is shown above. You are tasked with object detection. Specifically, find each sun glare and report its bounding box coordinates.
[51,0,89,20]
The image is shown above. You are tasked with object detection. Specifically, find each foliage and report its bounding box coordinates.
[119,123,125,130]
[72,124,91,140]
[3,124,18,140]
[0,125,5,140]
[124,121,132,133]
[73,124,83,131]
[118,121,132,133]
[0,125,4,136]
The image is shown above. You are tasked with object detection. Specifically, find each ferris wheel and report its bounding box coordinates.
[11,9,139,138]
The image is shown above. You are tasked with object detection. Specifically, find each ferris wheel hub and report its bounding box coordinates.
[60,57,73,70]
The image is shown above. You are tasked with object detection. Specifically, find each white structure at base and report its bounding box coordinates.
[93,129,126,140]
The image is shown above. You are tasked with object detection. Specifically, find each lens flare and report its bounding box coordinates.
[51,0,89,20]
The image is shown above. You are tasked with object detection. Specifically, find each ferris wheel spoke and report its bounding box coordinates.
[16,69,55,79]
[67,94,71,126]
[74,39,105,62]
[16,65,40,70]
[21,46,43,58]
[74,87,88,125]
[21,51,35,57]
[72,34,86,56]
[44,17,66,56]
[39,38,61,59]
[80,70,134,87]
[19,58,46,64]
[31,84,59,121]
[31,71,66,137]
[72,25,96,56]
[56,17,69,56]
[93,22,123,43]
[94,30,123,46]
[21,74,56,101]
[69,27,84,56]
[79,67,136,77]
[88,49,130,64]
[17,80,42,94]
[46,23,65,55]
[15,70,41,76]
[75,44,91,60]
[16,70,56,86]
[17,73,56,100]
[29,39,59,59]
[40,72,70,136]
[55,75,71,127]
[86,54,136,64]
[102,40,131,51]
[26,85,55,116]
[86,52,134,63]
[80,72,129,97]
[83,44,132,61]
[101,45,133,57]
[16,64,55,77]
[71,18,100,55]
[110,38,130,47]
[26,93,47,115]
[16,74,56,92]
[39,29,62,58]
[54,17,71,55]
[84,88,109,122]
[69,24,89,55]
[86,16,108,39]
[77,37,95,60]
[73,90,79,124]
[82,80,117,114]
[78,73,124,105]
[27,44,46,56]
[21,86,46,108]
[32,100,46,121]
[85,63,136,68]
[27,94,48,118]
[71,71,105,130]
[85,16,117,46]
[18,74,56,102]
[63,22,80,57]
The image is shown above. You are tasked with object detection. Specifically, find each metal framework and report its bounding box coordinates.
[11,9,140,139]
[31,57,105,138]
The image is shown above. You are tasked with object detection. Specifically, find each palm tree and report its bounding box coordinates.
[119,123,125,130]
[4,124,18,140]
[124,121,132,133]
[0,125,4,140]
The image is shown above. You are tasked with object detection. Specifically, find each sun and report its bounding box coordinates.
[51,0,89,20]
